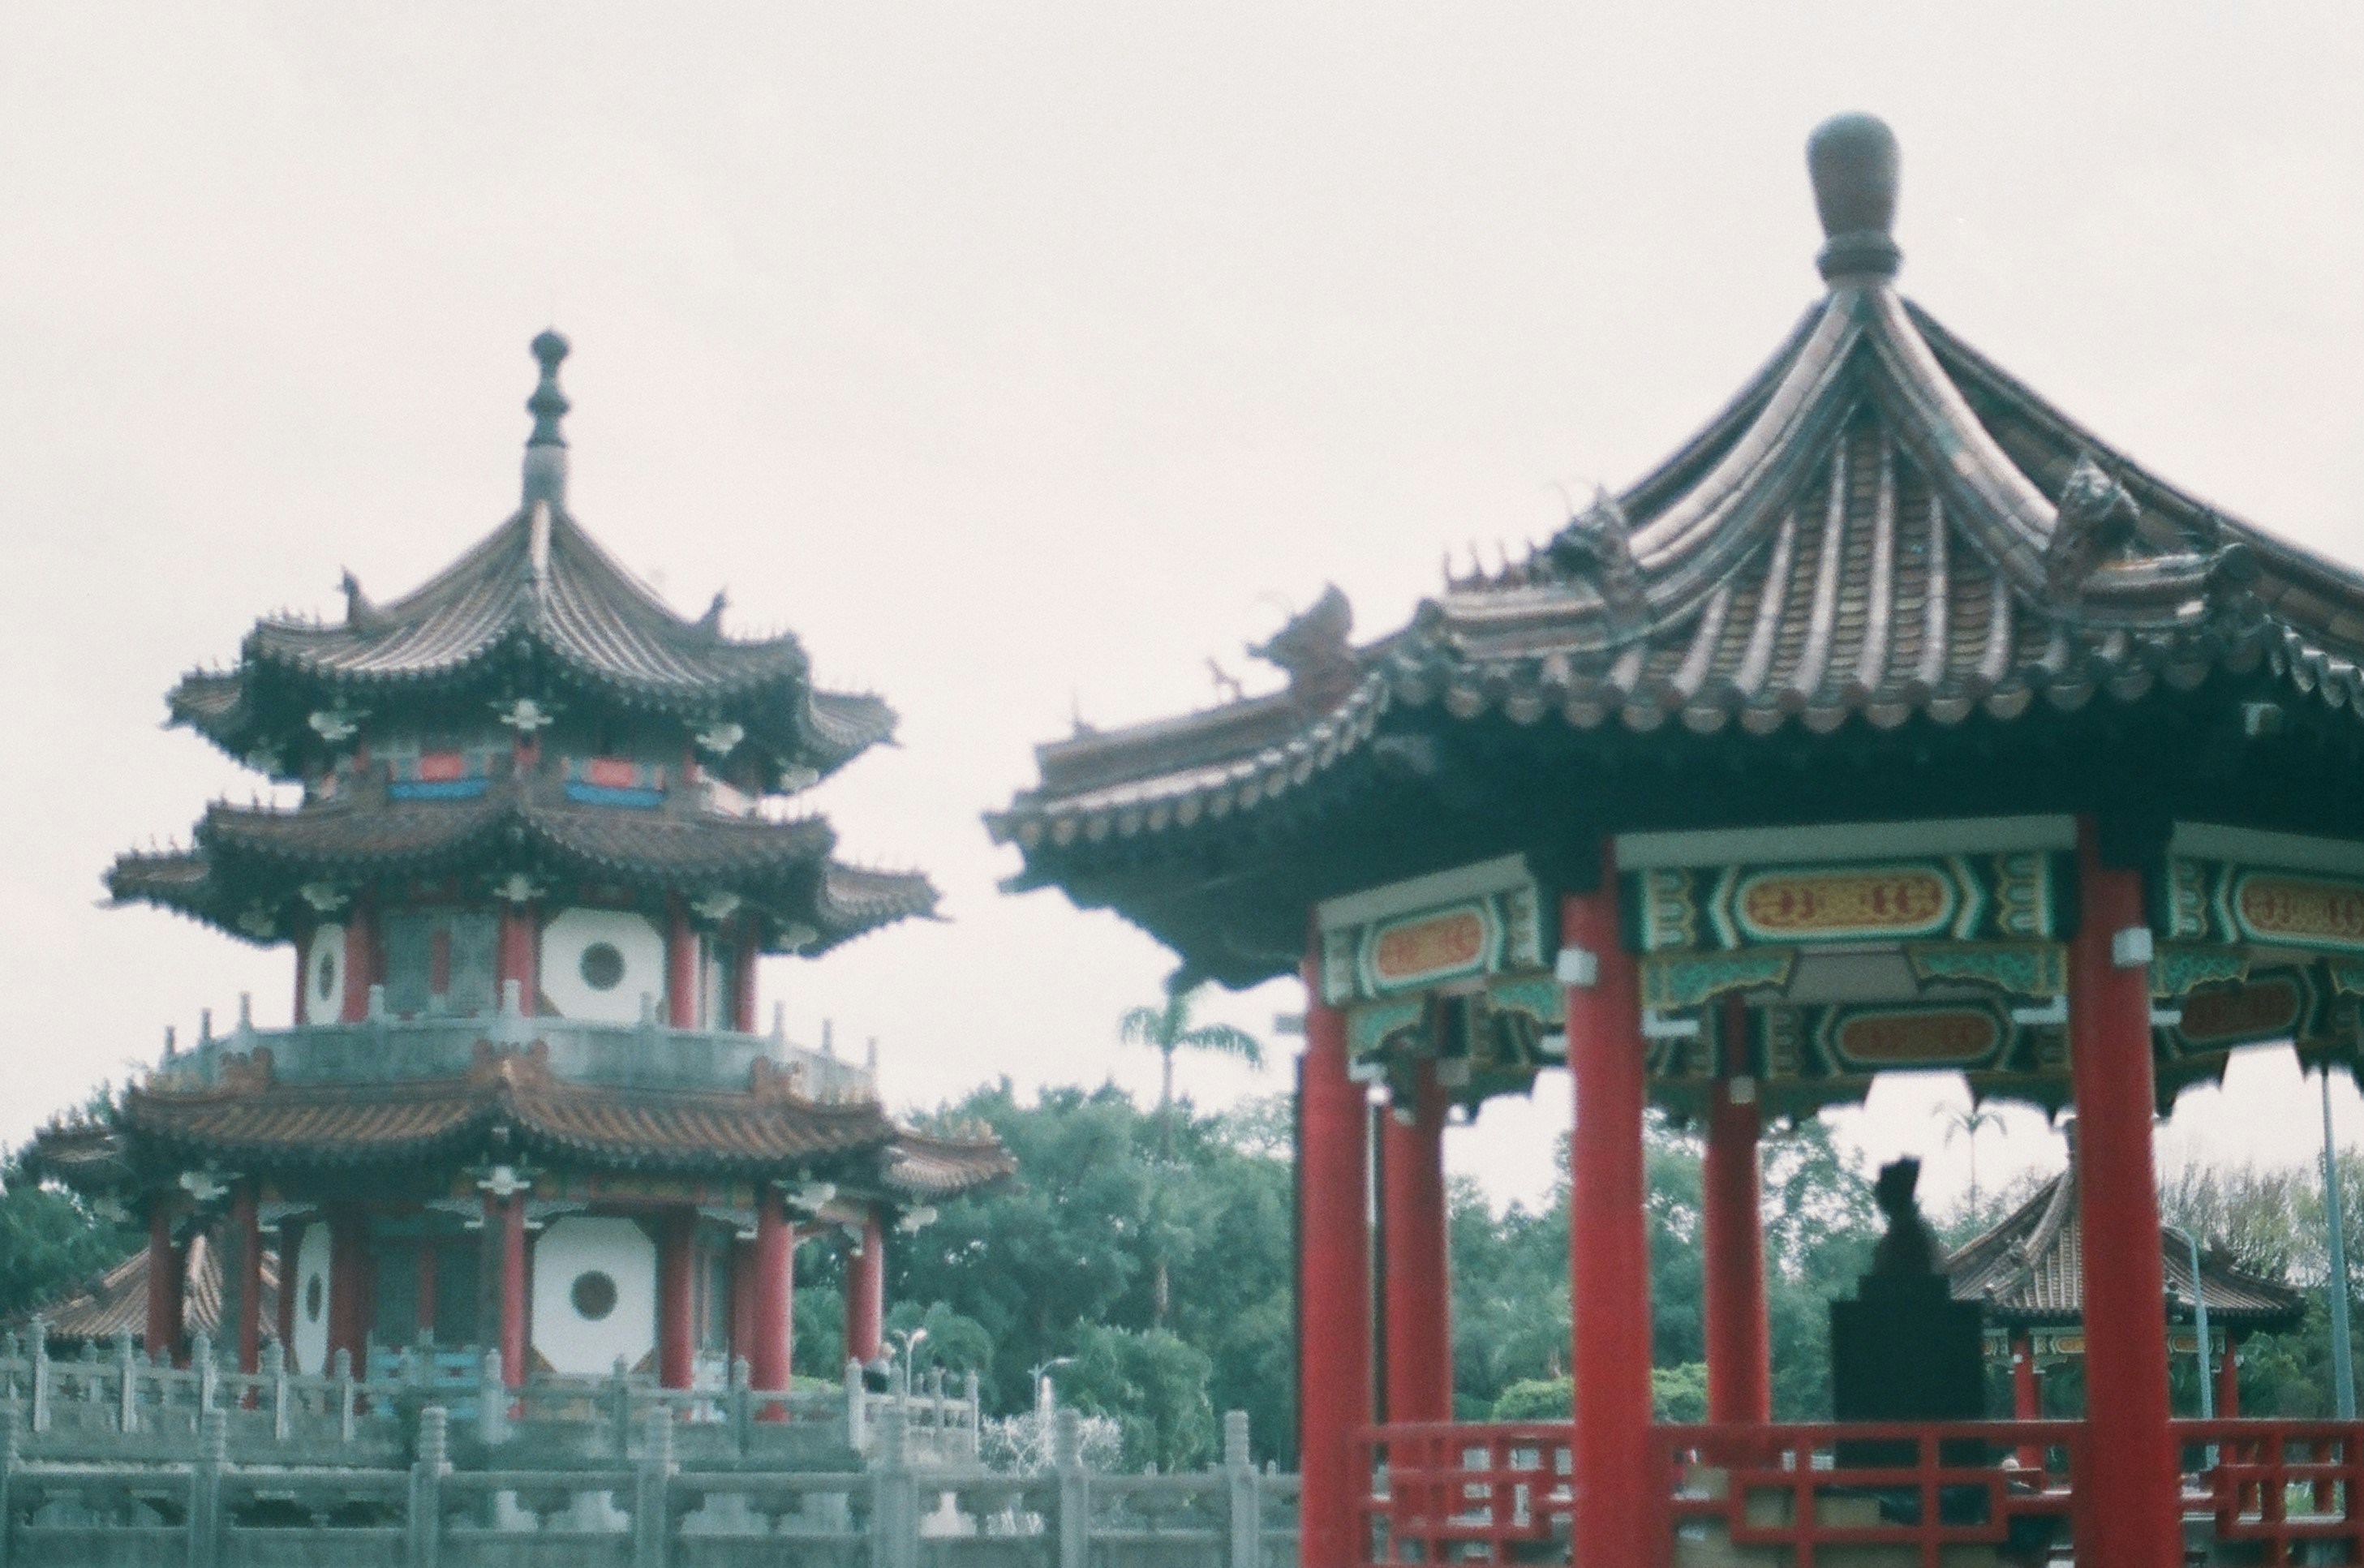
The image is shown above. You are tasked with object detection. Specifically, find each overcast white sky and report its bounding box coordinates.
[2,5,2361,1214]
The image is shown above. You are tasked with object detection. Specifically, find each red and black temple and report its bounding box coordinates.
[32,330,1008,1398]
[992,115,2364,1565]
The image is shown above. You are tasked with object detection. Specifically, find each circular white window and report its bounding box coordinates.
[302,926,346,1026]
[571,1270,618,1320]
[578,943,625,991]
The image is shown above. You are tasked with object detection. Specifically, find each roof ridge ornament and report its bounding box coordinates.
[2044,454,2143,599]
[1544,488,1647,632]
[1249,585,1358,708]
[1807,112,1902,286]
[521,329,570,508]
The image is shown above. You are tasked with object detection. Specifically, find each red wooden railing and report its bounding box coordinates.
[2173,1418,2364,1564]
[1360,1418,2364,1565]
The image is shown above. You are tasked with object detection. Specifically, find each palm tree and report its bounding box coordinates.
[1936,1102,2009,1226]
[1119,985,1263,1326]
[1118,985,1265,1162]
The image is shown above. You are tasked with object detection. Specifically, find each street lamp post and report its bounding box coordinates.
[2164,1223,2214,1428]
[1031,1355,1076,1418]
[2324,1071,2357,1420]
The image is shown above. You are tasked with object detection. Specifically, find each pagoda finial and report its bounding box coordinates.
[1806,113,1901,285]
[522,329,571,507]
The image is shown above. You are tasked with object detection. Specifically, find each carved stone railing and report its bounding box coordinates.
[0,1401,1298,1568]
[148,985,875,1100]
[0,1330,978,1468]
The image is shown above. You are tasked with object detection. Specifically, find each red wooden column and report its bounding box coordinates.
[1564,862,1657,1566]
[497,903,538,1013]
[340,900,376,1022]
[750,1189,794,1397]
[1382,1061,1453,1424]
[732,927,760,1033]
[2069,820,2181,1565]
[2010,1332,2043,1467]
[1298,952,1372,1568]
[277,1220,301,1355]
[487,1188,528,1387]
[844,1214,885,1367]
[658,1208,697,1389]
[665,896,698,1029]
[1700,1062,1769,1425]
[2217,1333,2242,1417]
[327,1205,371,1377]
[144,1203,184,1362]
[230,1183,264,1373]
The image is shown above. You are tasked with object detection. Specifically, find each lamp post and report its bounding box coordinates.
[1031,1355,1076,1418]
[890,1327,929,1399]
[2163,1223,2213,1425]
[2323,1071,2357,1420]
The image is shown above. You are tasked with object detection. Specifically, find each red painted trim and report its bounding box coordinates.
[750,1190,793,1397]
[327,1205,370,1377]
[844,1215,884,1367]
[232,1184,263,1374]
[497,904,539,1012]
[1297,950,1371,1568]
[1382,1062,1452,1424]
[144,1204,183,1363]
[1564,864,1657,1564]
[666,896,697,1029]
[497,1193,528,1387]
[1702,1034,1769,1424]
[2068,818,2181,1564]
[340,900,376,1023]
[659,1209,697,1389]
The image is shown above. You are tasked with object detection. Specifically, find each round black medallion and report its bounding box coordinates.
[571,1270,618,1321]
[579,942,625,992]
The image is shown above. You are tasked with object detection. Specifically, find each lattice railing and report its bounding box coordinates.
[2177,1418,2364,1564]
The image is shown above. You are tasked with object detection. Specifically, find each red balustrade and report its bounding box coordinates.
[2175,1419,2364,1563]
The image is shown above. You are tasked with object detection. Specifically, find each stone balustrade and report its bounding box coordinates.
[149,985,875,1100]
[0,1394,1300,1568]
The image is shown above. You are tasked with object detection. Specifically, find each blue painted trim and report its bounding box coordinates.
[564,783,665,809]
[389,779,492,801]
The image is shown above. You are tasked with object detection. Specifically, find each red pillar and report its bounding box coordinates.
[144,1203,183,1362]
[327,1205,370,1377]
[1382,1062,1453,1424]
[2217,1333,2241,1418]
[659,1209,697,1389]
[277,1219,300,1355]
[1701,1068,1769,1425]
[2011,1332,2043,1467]
[340,901,376,1023]
[732,927,760,1033]
[750,1192,794,1398]
[666,896,698,1029]
[491,1191,528,1388]
[1565,865,1657,1566]
[1298,952,1372,1568]
[498,904,538,1012]
[844,1214,884,1367]
[2069,819,2181,1565]
[230,1183,263,1373]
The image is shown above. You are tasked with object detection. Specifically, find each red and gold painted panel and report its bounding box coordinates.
[1625,853,2068,955]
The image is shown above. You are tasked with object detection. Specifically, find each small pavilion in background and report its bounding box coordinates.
[994,114,2364,1565]
[28,333,1008,1396]
[1944,1134,2305,1433]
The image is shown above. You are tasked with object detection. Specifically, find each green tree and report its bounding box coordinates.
[1063,1324,1217,1471]
[1935,1103,2008,1231]
[1115,990,1262,1330]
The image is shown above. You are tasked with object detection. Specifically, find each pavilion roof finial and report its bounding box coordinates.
[522,329,571,507]
[1807,112,1902,286]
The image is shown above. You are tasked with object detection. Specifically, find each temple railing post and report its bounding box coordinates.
[1224,1410,1260,1568]
[410,1403,449,1568]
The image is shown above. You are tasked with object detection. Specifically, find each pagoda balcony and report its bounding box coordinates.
[152,984,876,1102]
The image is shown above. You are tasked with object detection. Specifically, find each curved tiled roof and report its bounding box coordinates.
[989,143,2364,863]
[105,786,935,953]
[6,1234,278,1347]
[1945,1153,2302,1330]
[101,1065,1008,1198]
[170,502,897,785]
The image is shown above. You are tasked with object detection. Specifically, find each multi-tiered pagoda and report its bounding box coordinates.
[32,332,1008,1398]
